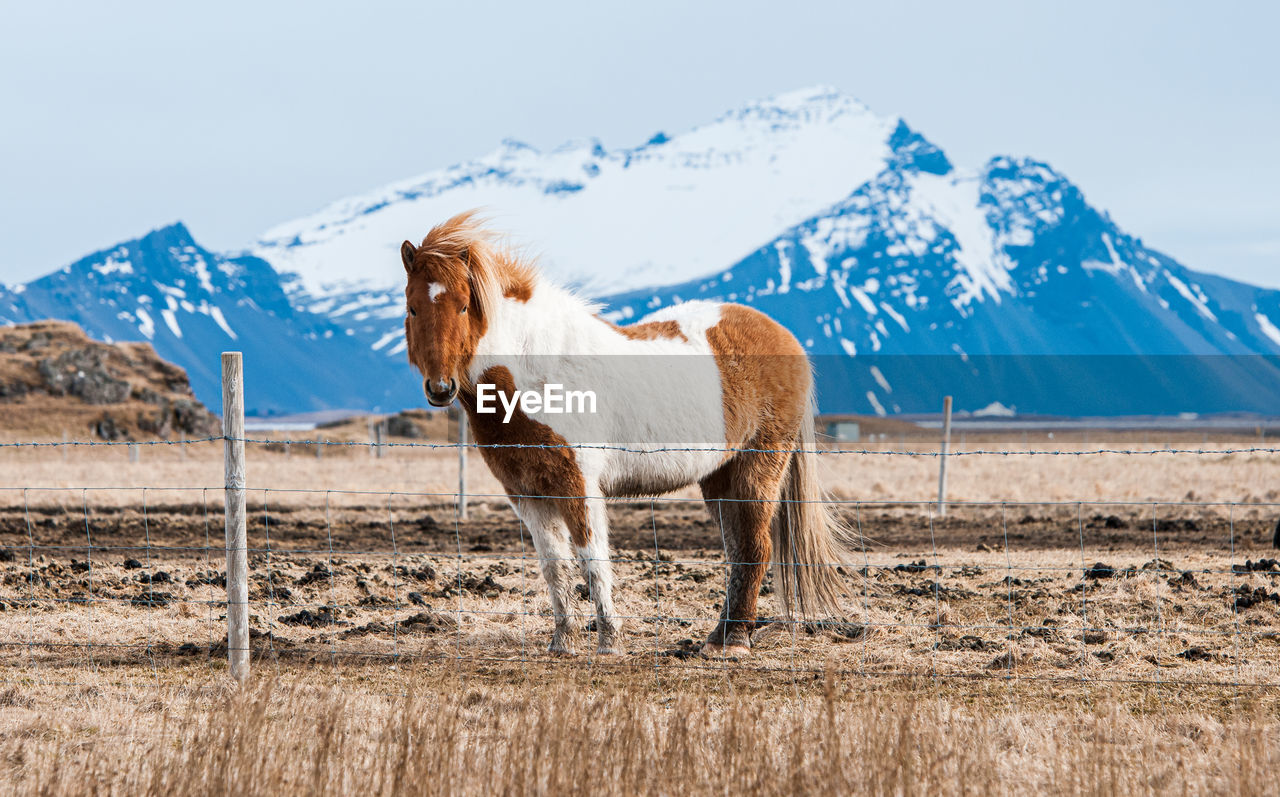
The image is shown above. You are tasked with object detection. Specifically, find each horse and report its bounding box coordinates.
[400,211,854,656]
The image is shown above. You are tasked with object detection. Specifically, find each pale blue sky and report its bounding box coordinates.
[2,1,1277,287]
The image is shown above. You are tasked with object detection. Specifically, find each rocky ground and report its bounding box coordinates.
[3,500,1280,690]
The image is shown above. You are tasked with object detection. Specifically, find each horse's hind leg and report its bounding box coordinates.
[699,450,789,656]
[514,498,578,654]
[576,494,622,655]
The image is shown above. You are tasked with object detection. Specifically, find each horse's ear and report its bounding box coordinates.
[401,241,417,273]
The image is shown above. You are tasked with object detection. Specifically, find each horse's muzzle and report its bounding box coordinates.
[424,377,458,407]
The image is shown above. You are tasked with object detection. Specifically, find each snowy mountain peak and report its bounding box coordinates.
[600,121,1280,361]
[980,156,1080,238]
[252,86,901,300]
[725,85,873,123]
[142,221,195,243]
[887,120,953,175]
[3,222,288,347]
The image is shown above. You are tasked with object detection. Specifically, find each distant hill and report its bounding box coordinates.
[0,320,219,440]
[0,224,422,414]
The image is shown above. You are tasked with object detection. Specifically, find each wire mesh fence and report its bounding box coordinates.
[2,428,1279,696]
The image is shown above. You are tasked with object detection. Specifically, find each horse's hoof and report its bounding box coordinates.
[701,642,751,659]
[548,639,575,656]
[596,645,625,656]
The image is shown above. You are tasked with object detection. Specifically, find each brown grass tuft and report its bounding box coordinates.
[4,671,1279,796]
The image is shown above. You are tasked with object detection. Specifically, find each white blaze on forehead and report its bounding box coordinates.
[428,282,447,302]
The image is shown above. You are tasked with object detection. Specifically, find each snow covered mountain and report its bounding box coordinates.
[252,86,909,358]
[600,128,1280,415]
[4,86,1278,417]
[255,86,900,299]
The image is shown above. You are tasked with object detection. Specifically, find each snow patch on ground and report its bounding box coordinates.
[209,306,237,339]
[974,401,1016,418]
[1256,310,1280,348]
[136,307,155,339]
[94,252,133,276]
[372,329,403,351]
[869,365,892,393]
[775,241,793,294]
[1165,273,1218,322]
[880,302,909,332]
[161,308,182,338]
[848,284,878,315]
[908,171,1011,307]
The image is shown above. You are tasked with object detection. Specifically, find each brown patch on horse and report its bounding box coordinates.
[700,304,813,650]
[461,365,589,547]
[704,304,809,450]
[503,279,533,302]
[602,318,689,343]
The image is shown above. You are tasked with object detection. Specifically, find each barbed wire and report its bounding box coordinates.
[0,433,1277,457]
[3,485,1279,510]
[0,436,222,448]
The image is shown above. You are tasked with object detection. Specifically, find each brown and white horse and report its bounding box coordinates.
[401,211,853,656]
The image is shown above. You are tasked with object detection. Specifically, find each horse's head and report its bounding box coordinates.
[401,212,500,407]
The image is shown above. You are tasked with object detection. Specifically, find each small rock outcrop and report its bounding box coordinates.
[0,321,219,440]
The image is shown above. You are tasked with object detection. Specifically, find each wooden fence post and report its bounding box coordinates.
[938,395,953,518]
[221,352,249,682]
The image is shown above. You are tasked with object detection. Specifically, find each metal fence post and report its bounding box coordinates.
[938,395,953,518]
[221,352,249,682]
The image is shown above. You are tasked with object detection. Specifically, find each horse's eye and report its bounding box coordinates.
[460,306,468,315]
[408,307,417,317]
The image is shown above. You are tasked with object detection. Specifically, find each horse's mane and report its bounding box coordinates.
[414,210,537,323]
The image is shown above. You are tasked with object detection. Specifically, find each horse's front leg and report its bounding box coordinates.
[515,498,578,654]
[577,495,622,654]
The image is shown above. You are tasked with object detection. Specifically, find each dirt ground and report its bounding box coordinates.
[2,439,1280,794]
[4,496,1280,686]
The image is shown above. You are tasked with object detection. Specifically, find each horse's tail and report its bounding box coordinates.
[772,392,856,619]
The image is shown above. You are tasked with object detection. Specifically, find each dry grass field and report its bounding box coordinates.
[1,427,1276,506]
[2,435,1279,794]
